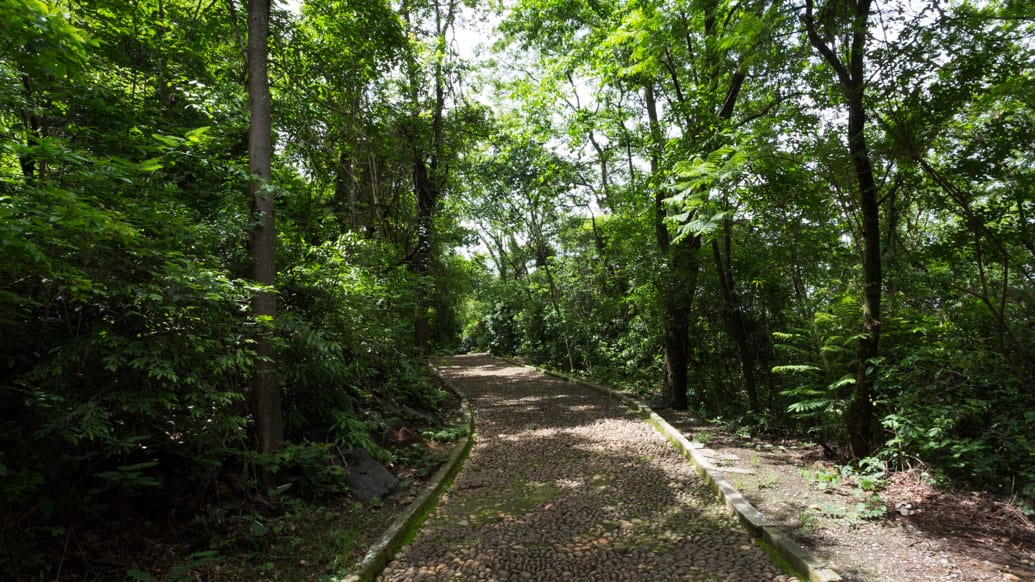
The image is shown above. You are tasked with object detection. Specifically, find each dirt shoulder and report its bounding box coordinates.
[655,409,1035,581]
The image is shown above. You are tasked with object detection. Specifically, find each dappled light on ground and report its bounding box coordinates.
[380,355,791,581]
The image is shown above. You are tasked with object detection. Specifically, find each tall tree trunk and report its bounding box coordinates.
[247,0,282,458]
[334,149,356,232]
[402,0,455,354]
[645,82,696,410]
[805,0,881,458]
[412,154,435,351]
[661,248,696,411]
[711,231,761,413]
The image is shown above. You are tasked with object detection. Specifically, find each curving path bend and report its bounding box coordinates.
[379,354,792,581]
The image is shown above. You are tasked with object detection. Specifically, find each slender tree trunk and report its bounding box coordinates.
[403,0,455,354]
[412,154,435,351]
[247,0,282,458]
[711,232,761,413]
[334,149,356,232]
[805,0,880,458]
[645,82,696,410]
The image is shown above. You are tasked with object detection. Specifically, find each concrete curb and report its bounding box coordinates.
[337,370,475,582]
[505,358,841,582]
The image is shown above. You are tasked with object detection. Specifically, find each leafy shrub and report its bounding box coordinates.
[262,442,348,499]
[879,321,1035,495]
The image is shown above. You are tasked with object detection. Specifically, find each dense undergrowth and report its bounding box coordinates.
[0,0,470,577]
[464,265,1035,509]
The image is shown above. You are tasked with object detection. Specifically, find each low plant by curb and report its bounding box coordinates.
[334,371,475,582]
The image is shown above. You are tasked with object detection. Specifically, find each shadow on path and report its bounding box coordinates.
[379,354,789,581]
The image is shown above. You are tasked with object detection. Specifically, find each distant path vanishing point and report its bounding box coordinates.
[379,354,791,581]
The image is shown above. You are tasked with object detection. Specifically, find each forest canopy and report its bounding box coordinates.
[1,0,1032,577]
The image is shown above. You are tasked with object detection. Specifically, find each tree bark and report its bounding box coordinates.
[412,153,435,352]
[247,0,282,458]
[403,0,455,354]
[645,82,697,410]
[711,232,761,413]
[805,0,881,458]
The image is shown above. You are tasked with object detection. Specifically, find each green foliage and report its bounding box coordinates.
[797,509,818,534]
[3,0,1035,574]
[773,294,863,443]
[393,443,449,479]
[421,423,469,443]
[0,1,453,575]
[489,0,1033,501]
[92,462,162,493]
[803,458,888,524]
[261,442,348,499]
[167,551,221,582]
[878,318,1035,495]
[0,0,92,79]
[463,279,526,356]
[275,233,445,457]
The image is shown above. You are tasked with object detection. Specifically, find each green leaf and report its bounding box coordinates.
[126,569,158,582]
[828,375,855,390]
[139,158,164,172]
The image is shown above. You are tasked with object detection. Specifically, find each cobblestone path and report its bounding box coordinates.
[379,354,790,581]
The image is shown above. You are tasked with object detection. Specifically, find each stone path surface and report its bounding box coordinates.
[379,355,792,581]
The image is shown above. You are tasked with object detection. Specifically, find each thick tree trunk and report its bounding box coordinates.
[662,239,698,411]
[848,88,881,459]
[247,0,282,458]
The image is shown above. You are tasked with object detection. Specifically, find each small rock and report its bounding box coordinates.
[344,447,399,502]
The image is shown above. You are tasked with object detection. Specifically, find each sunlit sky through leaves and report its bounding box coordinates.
[278,0,492,61]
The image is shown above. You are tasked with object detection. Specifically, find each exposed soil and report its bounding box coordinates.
[657,409,1035,581]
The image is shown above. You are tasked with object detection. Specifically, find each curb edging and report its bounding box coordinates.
[507,358,841,582]
[338,370,474,582]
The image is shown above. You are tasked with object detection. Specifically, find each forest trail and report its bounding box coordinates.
[379,354,791,581]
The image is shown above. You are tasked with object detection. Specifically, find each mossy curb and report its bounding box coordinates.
[334,370,475,582]
[503,357,841,582]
